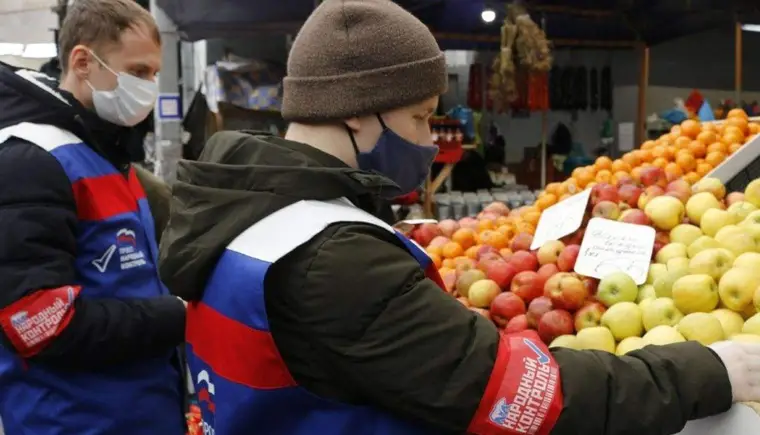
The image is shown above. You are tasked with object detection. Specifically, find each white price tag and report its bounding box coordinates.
[530,189,591,250]
[574,218,655,285]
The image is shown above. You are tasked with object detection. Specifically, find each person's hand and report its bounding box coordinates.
[709,341,760,402]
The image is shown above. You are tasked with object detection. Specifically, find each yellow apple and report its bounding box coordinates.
[549,334,579,349]
[655,243,688,264]
[687,236,723,258]
[718,267,760,311]
[616,336,647,355]
[700,209,736,237]
[576,327,616,353]
[653,268,687,298]
[637,284,657,303]
[744,178,760,208]
[739,223,760,250]
[711,309,745,338]
[688,248,735,281]
[641,297,684,331]
[667,257,690,275]
[734,252,760,270]
[692,177,726,200]
[639,298,654,311]
[740,210,760,226]
[676,313,725,345]
[643,325,686,346]
[672,274,719,314]
[742,313,760,335]
[670,224,703,247]
[686,192,723,225]
[731,333,760,343]
[753,286,760,313]
[728,201,758,222]
[714,225,756,256]
[645,196,685,231]
[601,302,643,340]
[647,263,668,285]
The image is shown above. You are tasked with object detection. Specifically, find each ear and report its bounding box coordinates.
[68,45,93,79]
[343,117,361,133]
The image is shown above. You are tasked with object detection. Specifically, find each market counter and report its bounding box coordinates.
[677,403,760,435]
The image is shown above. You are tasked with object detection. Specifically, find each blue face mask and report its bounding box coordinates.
[350,115,438,195]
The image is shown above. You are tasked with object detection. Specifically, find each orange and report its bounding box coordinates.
[622,152,640,168]
[631,166,643,183]
[536,194,558,210]
[703,123,719,133]
[562,179,580,195]
[636,149,653,163]
[464,245,480,259]
[664,162,683,179]
[442,258,455,269]
[675,152,697,172]
[723,126,745,140]
[673,136,692,149]
[707,142,728,154]
[426,245,443,257]
[479,230,509,250]
[595,169,613,184]
[727,108,749,120]
[687,140,707,158]
[729,143,742,154]
[610,159,631,173]
[452,228,476,250]
[749,123,760,135]
[651,146,667,160]
[595,156,613,171]
[652,157,668,168]
[544,182,561,196]
[696,162,712,176]
[495,216,511,227]
[522,212,541,228]
[725,117,749,135]
[684,172,701,185]
[680,119,702,138]
[574,170,594,188]
[663,146,677,161]
[695,131,717,145]
[476,218,495,232]
[705,151,726,167]
[614,170,632,183]
[497,225,515,240]
[641,140,656,150]
[429,252,442,269]
[441,241,464,259]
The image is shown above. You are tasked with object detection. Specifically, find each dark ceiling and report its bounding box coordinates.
[156,0,760,50]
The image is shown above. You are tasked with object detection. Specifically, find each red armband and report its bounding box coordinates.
[0,285,81,357]
[467,330,563,435]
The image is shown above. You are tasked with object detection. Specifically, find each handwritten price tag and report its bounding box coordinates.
[530,189,591,250]
[573,218,655,284]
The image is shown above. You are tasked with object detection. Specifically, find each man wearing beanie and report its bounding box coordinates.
[160,1,759,434]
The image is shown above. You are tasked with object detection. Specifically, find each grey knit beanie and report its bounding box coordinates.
[282,0,447,122]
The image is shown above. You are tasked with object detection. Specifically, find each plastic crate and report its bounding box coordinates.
[705,133,760,192]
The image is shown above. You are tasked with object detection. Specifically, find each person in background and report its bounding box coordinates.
[0,1,186,434]
[160,1,760,434]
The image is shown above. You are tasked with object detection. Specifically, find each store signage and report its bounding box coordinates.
[530,189,591,250]
[574,218,655,285]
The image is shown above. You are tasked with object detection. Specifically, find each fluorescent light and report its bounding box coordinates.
[481,8,496,23]
[22,43,57,59]
[741,24,760,33]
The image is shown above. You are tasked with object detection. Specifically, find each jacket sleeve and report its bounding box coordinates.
[0,139,185,369]
[133,164,171,244]
[268,223,733,434]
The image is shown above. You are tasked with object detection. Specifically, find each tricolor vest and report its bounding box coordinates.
[186,199,444,435]
[0,123,184,435]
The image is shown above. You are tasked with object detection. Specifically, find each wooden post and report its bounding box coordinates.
[736,21,743,103]
[636,44,650,145]
[539,15,548,188]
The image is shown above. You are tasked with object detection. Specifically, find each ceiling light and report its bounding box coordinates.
[741,24,760,33]
[481,8,496,23]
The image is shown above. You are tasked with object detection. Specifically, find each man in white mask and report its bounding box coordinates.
[0,1,186,434]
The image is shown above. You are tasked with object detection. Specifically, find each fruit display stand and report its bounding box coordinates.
[423,143,477,218]
[703,119,760,193]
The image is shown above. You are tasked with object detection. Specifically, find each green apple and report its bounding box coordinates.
[740,210,760,226]
[676,312,725,345]
[686,192,723,226]
[731,333,760,343]
[745,179,760,208]
[734,252,760,270]
[667,257,690,275]
[597,272,638,307]
[742,313,760,335]
[718,267,760,311]
[645,196,685,231]
[653,269,687,299]
[739,223,760,250]
[642,297,684,331]
[637,284,657,303]
[601,302,643,341]
[639,298,654,311]
[643,325,686,346]
[647,263,668,285]
[672,274,719,314]
[670,224,703,247]
[616,336,646,355]
[687,236,723,258]
[549,334,579,349]
[688,248,735,281]
[714,225,756,256]
[576,327,616,353]
[728,201,758,222]
[700,208,736,237]
[711,309,745,338]
[655,243,688,264]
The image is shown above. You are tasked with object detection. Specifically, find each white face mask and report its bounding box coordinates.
[86,50,158,127]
